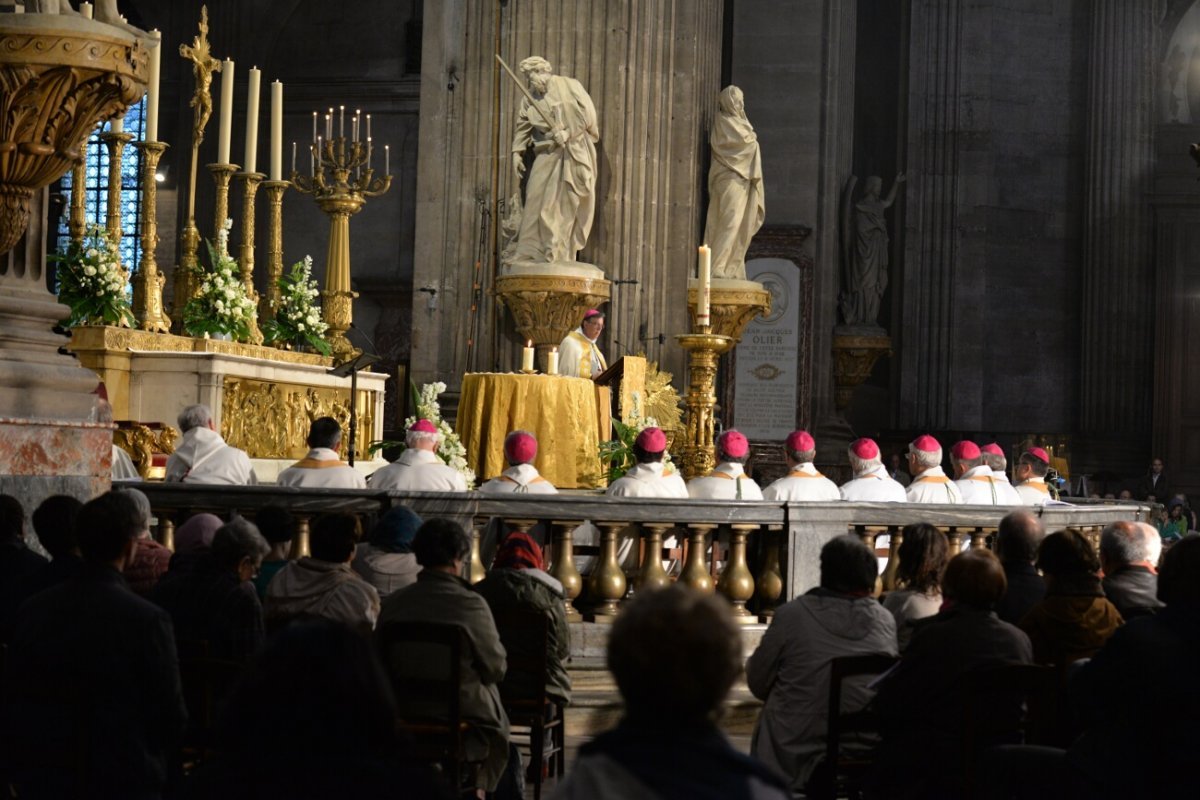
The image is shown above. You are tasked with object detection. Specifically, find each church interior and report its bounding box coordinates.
[0,1,1197,798]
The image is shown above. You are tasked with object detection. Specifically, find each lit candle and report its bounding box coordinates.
[326,109,332,140]
[366,114,371,142]
[312,111,317,143]
[697,244,712,326]
[354,109,361,141]
[366,137,372,171]
[521,341,535,372]
[145,30,162,141]
[385,144,390,175]
[316,136,322,170]
[243,67,261,173]
[352,115,359,144]
[80,2,92,19]
[339,105,345,139]
[547,347,559,376]
[269,79,283,181]
[217,58,235,165]
[291,141,297,176]
[110,114,123,134]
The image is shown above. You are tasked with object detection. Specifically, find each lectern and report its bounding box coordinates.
[328,352,380,466]
[594,355,647,431]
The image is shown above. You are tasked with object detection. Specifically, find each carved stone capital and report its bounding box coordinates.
[686,281,772,344]
[495,271,612,349]
[831,333,892,410]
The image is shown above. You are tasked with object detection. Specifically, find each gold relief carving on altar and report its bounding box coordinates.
[220,377,375,460]
[114,422,178,480]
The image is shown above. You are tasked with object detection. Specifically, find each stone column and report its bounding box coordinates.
[411,0,723,388]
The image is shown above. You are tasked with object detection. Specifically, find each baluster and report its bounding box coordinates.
[718,523,758,621]
[289,515,311,559]
[467,518,487,584]
[589,522,627,618]
[679,523,716,593]
[549,520,583,622]
[157,512,175,552]
[970,527,991,550]
[636,522,672,592]
[945,527,965,553]
[880,526,903,592]
[506,518,537,537]
[755,526,783,621]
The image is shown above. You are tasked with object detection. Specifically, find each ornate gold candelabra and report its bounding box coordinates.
[675,324,734,478]
[98,128,134,245]
[208,162,238,234]
[260,179,290,325]
[68,148,88,245]
[234,170,265,344]
[131,141,171,332]
[291,137,391,360]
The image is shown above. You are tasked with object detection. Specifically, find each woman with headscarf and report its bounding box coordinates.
[158,512,224,587]
[473,532,571,708]
[352,506,422,599]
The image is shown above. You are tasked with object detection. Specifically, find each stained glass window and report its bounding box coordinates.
[56,99,146,273]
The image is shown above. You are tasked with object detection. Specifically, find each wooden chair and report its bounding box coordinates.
[175,638,246,770]
[376,621,479,794]
[488,606,566,800]
[810,652,899,800]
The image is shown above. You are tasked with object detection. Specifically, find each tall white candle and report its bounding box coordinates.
[521,341,535,372]
[366,114,371,142]
[325,112,332,140]
[311,111,317,143]
[217,58,235,164]
[366,137,372,171]
[145,30,162,141]
[110,114,123,134]
[697,244,712,326]
[385,144,390,175]
[547,347,560,376]
[316,136,322,170]
[80,2,92,19]
[339,105,345,138]
[243,67,261,173]
[291,141,297,176]
[269,79,283,181]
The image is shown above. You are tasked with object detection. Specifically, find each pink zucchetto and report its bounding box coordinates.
[950,440,981,461]
[635,427,667,453]
[718,430,749,460]
[1025,446,1051,464]
[409,419,438,434]
[786,430,816,453]
[850,438,880,460]
[910,434,941,454]
[980,443,1005,457]
[504,430,538,464]
[583,308,604,320]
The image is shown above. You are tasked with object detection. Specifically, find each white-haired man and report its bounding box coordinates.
[688,430,764,500]
[839,438,907,502]
[1013,447,1052,506]
[479,430,557,494]
[276,417,366,489]
[165,404,256,485]
[905,435,962,504]
[951,440,1005,505]
[368,419,469,492]
[980,443,1023,504]
[763,431,841,502]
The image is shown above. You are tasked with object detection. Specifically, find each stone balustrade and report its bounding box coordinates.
[133,484,1148,621]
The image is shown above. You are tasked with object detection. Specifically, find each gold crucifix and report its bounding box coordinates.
[179,4,221,147]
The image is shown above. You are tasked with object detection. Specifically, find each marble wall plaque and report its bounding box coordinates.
[733,258,800,439]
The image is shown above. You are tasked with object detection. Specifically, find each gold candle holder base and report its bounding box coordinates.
[260,179,290,325]
[208,162,239,233]
[131,141,171,333]
[235,170,265,345]
[675,327,734,479]
[98,130,135,245]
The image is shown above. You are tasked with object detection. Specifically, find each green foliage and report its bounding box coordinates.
[52,225,135,329]
[261,255,331,355]
[182,221,258,341]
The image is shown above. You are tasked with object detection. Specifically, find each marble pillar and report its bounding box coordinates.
[411,0,723,389]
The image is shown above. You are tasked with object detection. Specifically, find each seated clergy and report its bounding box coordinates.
[558,308,608,379]
[276,417,367,489]
[607,427,689,498]
[688,430,764,500]
[905,434,963,504]
[1013,446,1053,506]
[479,430,558,494]
[951,440,1005,505]
[839,438,908,502]
[368,419,469,492]
[981,442,1024,504]
[762,430,841,502]
[1099,521,1164,619]
[165,403,257,485]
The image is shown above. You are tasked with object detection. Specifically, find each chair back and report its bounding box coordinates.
[488,605,551,713]
[960,661,1057,748]
[814,652,899,800]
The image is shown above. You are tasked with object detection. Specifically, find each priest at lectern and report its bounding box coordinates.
[558,309,608,379]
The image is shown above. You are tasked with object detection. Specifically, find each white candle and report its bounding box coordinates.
[326,109,332,140]
[316,136,322,170]
[339,105,345,138]
[291,141,297,176]
[385,144,390,175]
[366,137,372,171]
[547,347,559,376]
[366,114,371,142]
[243,67,261,173]
[521,341,535,372]
[352,116,359,144]
[311,111,318,143]
[697,244,712,326]
[217,58,235,165]
[110,114,123,134]
[145,30,162,141]
[80,2,92,19]
[269,79,283,181]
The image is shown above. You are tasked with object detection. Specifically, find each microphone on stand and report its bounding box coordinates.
[612,339,634,357]
[347,321,382,358]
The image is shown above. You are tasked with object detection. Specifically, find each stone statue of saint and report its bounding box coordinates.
[702,86,765,280]
[508,57,600,266]
[840,173,906,327]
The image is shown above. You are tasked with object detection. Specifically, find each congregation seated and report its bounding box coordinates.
[376,518,513,795]
[368,418,469,492]
[688,429,764,500]
[1019,528,1122,666]
[870,548,1033,797]
[906,434,963,504]
[474,532,572,708]
[0,493,48,641]
[839,438,907,501]
[746,535,897,792]
[479,430,558,494]
[761,429,841,502]
[152,517,268,662]
[881,521,948,650]
[994,510,1047,625]
[116,486,171,596]
[265,512,380,634]
[162,512,223,583]
[276,417,366,489]
[606,427,688,498]
[250,504,294,599]
[352,505,423,599]
[165,403,257,485]
[555,586,790,800]
[20,494,84,600]
[3,490,187,798]
[1098,520,1163,619]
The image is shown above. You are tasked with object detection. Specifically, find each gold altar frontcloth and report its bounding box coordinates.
[457,373,607,489]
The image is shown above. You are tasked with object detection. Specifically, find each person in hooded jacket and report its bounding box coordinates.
[352,506,423,599]
[745,535,897,793]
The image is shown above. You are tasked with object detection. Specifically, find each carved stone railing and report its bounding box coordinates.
[132,484,1148,621]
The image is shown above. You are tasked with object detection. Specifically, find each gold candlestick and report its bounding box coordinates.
[98,130,134,245]
[675,324,734,479]
[131,141,171,333]
[291,136,392,360]
[208,162,239,235]
[68,152,87,245]
[260,180,290,325]
[234,171,265,344]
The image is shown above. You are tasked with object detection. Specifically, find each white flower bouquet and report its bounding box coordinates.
[53,225,135,329]
[182,219,259,342]
[262,255,331,355]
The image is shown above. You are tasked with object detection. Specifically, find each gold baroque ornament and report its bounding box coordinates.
[495,272,612,347]
[831,333,892,410]
[675,332,735,479]
[68,325,333,367]
[686,284,772,344]
[0,20,149,254]
[220,376,376,460]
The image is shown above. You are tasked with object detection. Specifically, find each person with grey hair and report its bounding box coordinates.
[276,416,366,489]
[113,486,171,596]
[840,437,907,502]
[906,434,962,504]
[1100,521,1164,619]
[368,418,469,492]
[165,403,257,486]
[153,517,269,661]
[994,509,1046,625]
[980,443,1023,504]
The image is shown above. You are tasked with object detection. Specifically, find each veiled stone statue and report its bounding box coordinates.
[840,173,906,327]
[702,86,765,280]
[508,57,600,267]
